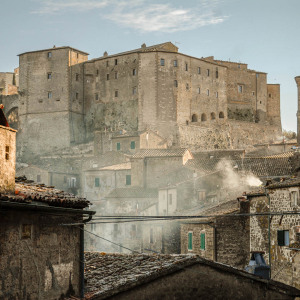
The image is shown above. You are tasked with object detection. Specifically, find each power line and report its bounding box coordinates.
[80,226,142,254]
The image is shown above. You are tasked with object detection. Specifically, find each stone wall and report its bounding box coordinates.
[0,210,81,299]
[267,84,281,128]
[0,126,16,193]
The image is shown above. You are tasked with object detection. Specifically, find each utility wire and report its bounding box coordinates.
[79,226,142,254]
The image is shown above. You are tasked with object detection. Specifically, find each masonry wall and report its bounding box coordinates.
[267,84,281,128]
[0,126,16,193]
[0,210,81,299]
[105,262,296,300]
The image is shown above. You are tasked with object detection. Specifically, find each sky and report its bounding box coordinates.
[1,0,299,132]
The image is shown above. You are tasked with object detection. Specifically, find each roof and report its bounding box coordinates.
[105,187,158,199]
[0,176,90,209]
[98,162,131,171]
[84,252,300,300]
[132,148,190,159]
[18,46,89,56]
[266,178,300,189]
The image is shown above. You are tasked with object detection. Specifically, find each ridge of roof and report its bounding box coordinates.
[18,46,89,56]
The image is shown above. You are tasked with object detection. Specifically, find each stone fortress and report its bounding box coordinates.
[1,42,282,160]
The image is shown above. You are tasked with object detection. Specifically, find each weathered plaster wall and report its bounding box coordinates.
[0,126,16,193]
[0,210,81,299]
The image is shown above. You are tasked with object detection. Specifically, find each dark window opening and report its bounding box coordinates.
[21,224,32,239]
[174,80,178,88]
[278,230,289,246]
[191,114,198,122]
[207,69,210,76]
[216,70,219,78]
[47,73,52,80]
[160,59,165,66]
[107,74,109,80]
[126,175,131,185]
[76,73,79,81]
[115,59,118,65]
[219,112,224,119]
[211,112,216,120]
[115,90,118,97]
[47,52,52,58]
[173,60,178,67]
[198,67,201,74]
[201,114,207,122]
[133,69,136,76]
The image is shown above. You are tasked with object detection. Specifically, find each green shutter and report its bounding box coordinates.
[126,175,131,185]
[95,177,100,187]
[117,142,121,151]
[200,233,205,250]
[277,230,284,246]
[130,141,135,149]
[188,232,193,250]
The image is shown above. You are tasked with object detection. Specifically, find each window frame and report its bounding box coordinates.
[188,232,193,251]
[278,230,289,246]
[160,58,165,66]
[173,60,178,67]
[200,232,206,250]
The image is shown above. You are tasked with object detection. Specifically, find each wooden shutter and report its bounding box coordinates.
[201,233,205,250]
[188,232,193,250]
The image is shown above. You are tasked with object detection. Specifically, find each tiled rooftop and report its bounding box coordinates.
[105,187,158,199]
[0,176,90,209]
[84,252,199,299]
[131,148,189,159]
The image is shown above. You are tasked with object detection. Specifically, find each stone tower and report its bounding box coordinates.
[295,76,300,145]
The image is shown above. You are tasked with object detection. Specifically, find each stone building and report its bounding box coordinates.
[1,42,282,160]
[246,178,300,289]
[180,199,250,269]
[0,68,19,96]
[0,120,95,299]
[84,252,300,300]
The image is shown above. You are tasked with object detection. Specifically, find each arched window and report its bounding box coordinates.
[201,114,207,122]
[191,114,198,122]
[219,112,224,119]
[211,112,216,120]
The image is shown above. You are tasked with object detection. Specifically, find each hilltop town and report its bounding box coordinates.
[1,42,300,299]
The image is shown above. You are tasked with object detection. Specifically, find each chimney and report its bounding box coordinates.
[295,76,300,145]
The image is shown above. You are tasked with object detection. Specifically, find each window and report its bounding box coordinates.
[96,69,99,75]
[106,61,109,67]
[186,83,189,91]
[37,175,41,183]
[107,74,109,80]
[113,224,118,237]
[160,58,165,66]
[216,69,219,78]
[133,69,136,76]
[188,232,193,250]
[197,87,200,94]
[150,228,154,243]
[252,91,255,96]
[130,141,135,149]
[132,87,137,95]
[21,224,32,239]
[200,233,206,250]
[201,114,207,122]
[278,230,289,246]
[207,89,210,96]
[115,72,118,79]
[75,92,79,100]
[185,63,188,71]
[131,224,137,238]
[219,111,224,118]
[95,93,99,101]
[191,114,198,122]
[269,93,272,98]
[95,177,100,187]
[198,67,201,74]
[216,92,218,98]
[238,85,243,93]
[115,59,118,65]
[117,142,121,151]
[69,177,76,188]
[76,73,79,81]
[48,92,52,99]
[115,90,118,97]
[126,175,131,186]
[173,60,178,67]
[76,53,79,59]
[291,191,299,207]
[211,112,216,120]
[174,80,178,88]
[238,64,241,69]
[5,145,9,160]
[47,73,52,80]
[47,52,52,58]
[207,69,210,76]
[168,194,172,205]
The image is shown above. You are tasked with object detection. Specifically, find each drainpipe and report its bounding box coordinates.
[265,187,271,279]
[79,214,93,299]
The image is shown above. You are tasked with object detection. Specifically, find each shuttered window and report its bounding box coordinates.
[95,177,100,187]
[188,232,193,250]
[117,142,121,151]
[278,230,289,246]
[200,233,205,250]
[130,141,135,149]
[126,175,131,186]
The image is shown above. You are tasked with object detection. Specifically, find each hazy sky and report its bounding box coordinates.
[1,0,299,131]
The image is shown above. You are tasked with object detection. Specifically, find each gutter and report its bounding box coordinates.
[0,201,95,216]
